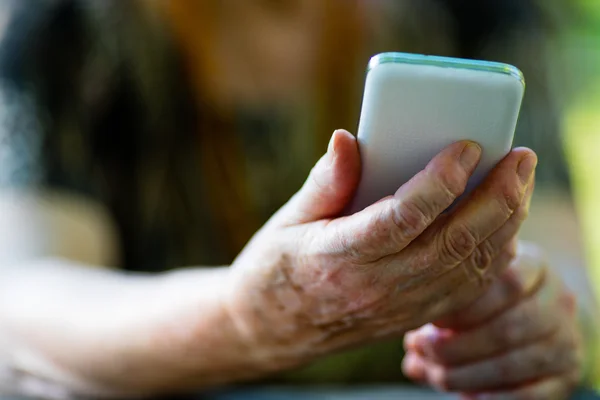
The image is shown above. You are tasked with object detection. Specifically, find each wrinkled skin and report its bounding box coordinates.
[224,130,537,370]
[403,242,583,400]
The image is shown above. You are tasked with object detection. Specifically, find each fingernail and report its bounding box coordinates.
[420,330,446,359]
[328,131,339,155]
[404,332,418,351]
[521,267,544,294]
[517,154,537,184]
[511,256,545,295]
[403,352,426,381]
[524,174,535,209]
[459,142,482,169]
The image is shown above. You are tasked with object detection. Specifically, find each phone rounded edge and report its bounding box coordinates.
[366,52,526,90]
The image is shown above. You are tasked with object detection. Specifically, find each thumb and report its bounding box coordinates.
[277,129,361,226]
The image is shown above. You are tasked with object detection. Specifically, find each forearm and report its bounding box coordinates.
[0,259,276,398]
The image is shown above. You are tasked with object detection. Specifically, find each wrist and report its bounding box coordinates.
[115,265,315,394]
[114,267,277,392]
[226,250,330,375]
[224,268,310,374]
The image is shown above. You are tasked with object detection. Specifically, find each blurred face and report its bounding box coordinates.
[211,0,325,106]
[160,0,377,109]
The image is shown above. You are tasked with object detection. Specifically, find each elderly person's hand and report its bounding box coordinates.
[403,242,584,400]
[0,130,537,397]
[225,129,536,370]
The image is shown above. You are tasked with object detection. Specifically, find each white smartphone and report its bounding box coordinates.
[346,52,525,214]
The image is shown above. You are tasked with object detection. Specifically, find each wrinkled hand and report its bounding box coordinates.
[226,130,536,370]
[403,242,583,400]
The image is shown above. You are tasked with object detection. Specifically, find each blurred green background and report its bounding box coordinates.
[564,1,600,307]
[564,2,600,390]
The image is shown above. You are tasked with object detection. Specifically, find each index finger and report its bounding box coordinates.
[326,141,482,264]
[401,147,536,280]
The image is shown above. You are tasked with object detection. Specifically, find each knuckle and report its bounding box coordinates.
[501,179,524,214]
[345,242,365,264]
[439,224,479,264]
[391,198,431,243]
[333,225,365,264]
[435,167,467,200]
[467,240,495,271]
[514,200,530,222]
[504,239,519,260]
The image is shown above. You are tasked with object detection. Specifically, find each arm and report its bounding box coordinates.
[0,3,280,395]
[0,133,535,399]
[0,192,272,398]
[0,3,539,396]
